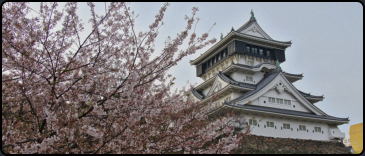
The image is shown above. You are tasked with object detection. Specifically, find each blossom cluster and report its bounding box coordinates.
[2,2,247,154]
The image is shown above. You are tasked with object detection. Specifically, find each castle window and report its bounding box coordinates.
[246,76,253,82]
[223,52,226,57]
[266,121,274,128]
[299,125,306,131]
[253,48,257,55]
[247,46,250,53]
[283,123,290,129]
[267,51,270,57]
[218,55,221,60]
[249,119,257,125]
[268,97,275,103]
[276,98,283,104]
[314,127,321,132]
[259,49,263,55]
[284,100,291,106]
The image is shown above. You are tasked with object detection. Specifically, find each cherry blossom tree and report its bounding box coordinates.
[2,2,249,154]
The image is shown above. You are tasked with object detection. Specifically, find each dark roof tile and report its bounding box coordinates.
[226,104,349,122]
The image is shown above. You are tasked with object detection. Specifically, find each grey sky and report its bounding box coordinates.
[25,2,362,134]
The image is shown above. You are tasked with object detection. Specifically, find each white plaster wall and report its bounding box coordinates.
[231,71,264,85]
[202,87,210,95]
[238,56,246,64]
[239,23,270,39]
[238,56,254,66]
[238,55,274,66]
[244,30,265,38]
[233,92,243,99]
[220,93,233,102]
[241,114,331,141]
[328,125,346,139]
[258,97,268,106]
[260,89,312,113]
[253,57,260,66]
[210,93,235,108]
[229,72,236,81]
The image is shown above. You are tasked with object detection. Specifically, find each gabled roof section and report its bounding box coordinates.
[206,72,254,97]
[190,11,292,66]
[225,62,277,73]
[236,14,273,40]
[191,72,255,101]
[226,66,281,104]
[205,73,227,97]
[225,67,332,116]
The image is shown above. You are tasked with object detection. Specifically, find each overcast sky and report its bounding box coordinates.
[25,2,362,135]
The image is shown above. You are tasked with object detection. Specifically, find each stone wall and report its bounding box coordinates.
[233,135,351,154]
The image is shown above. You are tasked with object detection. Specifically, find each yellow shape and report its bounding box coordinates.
[350,123,363,154]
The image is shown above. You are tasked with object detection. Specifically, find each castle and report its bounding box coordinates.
[189,10,349,141]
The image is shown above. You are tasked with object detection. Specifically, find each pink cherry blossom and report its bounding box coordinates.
[2,2,249,154]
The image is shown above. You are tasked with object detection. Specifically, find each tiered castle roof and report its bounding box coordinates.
[190,10,349,125]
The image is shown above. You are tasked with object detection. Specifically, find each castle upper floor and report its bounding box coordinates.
[190,11,292,79]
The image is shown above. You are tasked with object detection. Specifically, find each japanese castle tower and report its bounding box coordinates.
[189,10,349,141]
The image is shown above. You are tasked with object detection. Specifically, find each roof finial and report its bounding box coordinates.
[250,9,254,18]
[220,33,223,40]
[231,27,235,32]
[276,59,280,68]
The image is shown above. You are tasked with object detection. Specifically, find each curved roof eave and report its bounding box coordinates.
[283,72,303,78]
[231,62,276,71]
[190,32,235,65]
[190,31,292,66]
[193,72,255,101]
[199,85,251,104]
[233,31,292,45]
[217,71,256,89]
[191,88,205,100]
[195,75,216,90]
[222,104,349,123]
[297,90,324,99]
